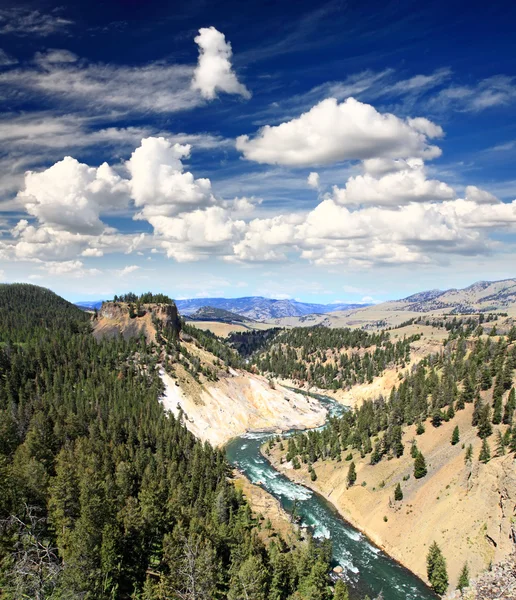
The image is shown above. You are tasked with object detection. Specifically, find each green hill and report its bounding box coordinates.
[0,283,89,343]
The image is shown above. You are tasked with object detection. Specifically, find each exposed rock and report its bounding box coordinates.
[445,553,516,599]
[93,301,180,342]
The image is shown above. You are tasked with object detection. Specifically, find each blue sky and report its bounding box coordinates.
[0,0,515,303]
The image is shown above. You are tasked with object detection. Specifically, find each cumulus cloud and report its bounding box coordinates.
[127,136,215,219]
[17,157,130,234]
[331,158,455,208]
[307,172,320,189]
[192,26,250,100]
[236,97,443,167]
[6,134,516,273]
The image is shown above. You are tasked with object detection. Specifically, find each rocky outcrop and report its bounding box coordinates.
[93,301,180,342]
[445,553,516,599]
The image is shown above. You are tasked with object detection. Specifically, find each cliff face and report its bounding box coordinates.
[93,301,180,342]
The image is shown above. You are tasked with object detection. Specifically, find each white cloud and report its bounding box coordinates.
[236,97,443,167]
[192,26,250,100]
[331,158,455,207]
[0,59,199,115]
[127,136,214,219]
[430,75,516,113]
[117,265,140,277]
[0,8,73,36]
[31,259,101,279]
[307,172,320,189]
[34,49,78,65]
[0,48,17,66]
[17,157,130,234]
[151,206,246,261]
[81,248,104,257]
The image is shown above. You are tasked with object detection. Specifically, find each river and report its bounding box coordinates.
[225,391,437,600]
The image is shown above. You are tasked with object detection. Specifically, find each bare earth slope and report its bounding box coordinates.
[269,405,516,590]
[160,368,326,447]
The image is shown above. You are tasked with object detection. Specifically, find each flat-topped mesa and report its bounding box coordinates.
[94,300,181,342]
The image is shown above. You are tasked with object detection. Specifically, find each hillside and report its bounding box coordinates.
[93,300,327,445]
[0,283,90,342]
[265,326,516,594]
[188,305,255,323]
[270,278,516,331]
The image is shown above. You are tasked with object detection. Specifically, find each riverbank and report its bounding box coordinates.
[231,470,300,545]
[160,369,327,446]
[265,404,516,591]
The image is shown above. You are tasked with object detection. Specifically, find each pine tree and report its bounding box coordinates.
[495,430,506,456]
[414,451,427,479]
[503,388,515,425]
[394,483,403,501]
[416,422,425,435]
[426,542,448,595]
[477,404,493,438]
[479,438,491,463]
[347,461,357,487]
[457,562,469,593]
[333,580,350,600]
[451,426,460,446]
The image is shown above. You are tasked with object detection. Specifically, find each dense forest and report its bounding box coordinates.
[248,327,417,390]
[0,285,347,600]
[0,284,90,343]
[271,326,516,475]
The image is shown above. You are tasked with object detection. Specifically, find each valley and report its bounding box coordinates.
[2,280,516,600]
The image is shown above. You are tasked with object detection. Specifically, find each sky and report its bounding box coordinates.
[0,0,516,304]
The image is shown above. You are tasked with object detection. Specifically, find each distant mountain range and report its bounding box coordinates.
[175,297,367,321]
[76,300,104,310]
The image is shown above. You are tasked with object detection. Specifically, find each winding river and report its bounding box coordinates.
[225,392,437,600]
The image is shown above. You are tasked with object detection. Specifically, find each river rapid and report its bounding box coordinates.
[225,391,437,600]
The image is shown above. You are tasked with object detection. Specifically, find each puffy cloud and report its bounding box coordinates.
[81,248,104,257]
[17,157,130,234]
[192,27,250,100]
[307,172,320,189]
[236,97,443,167]
[232,214,304,262]
[151,206,246,261]
[331,159,455,207]
[127,136,214,219]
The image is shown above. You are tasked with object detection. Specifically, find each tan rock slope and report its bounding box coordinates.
[269,405,516,590]
[160,368,326,447]
[93,301,180,342]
